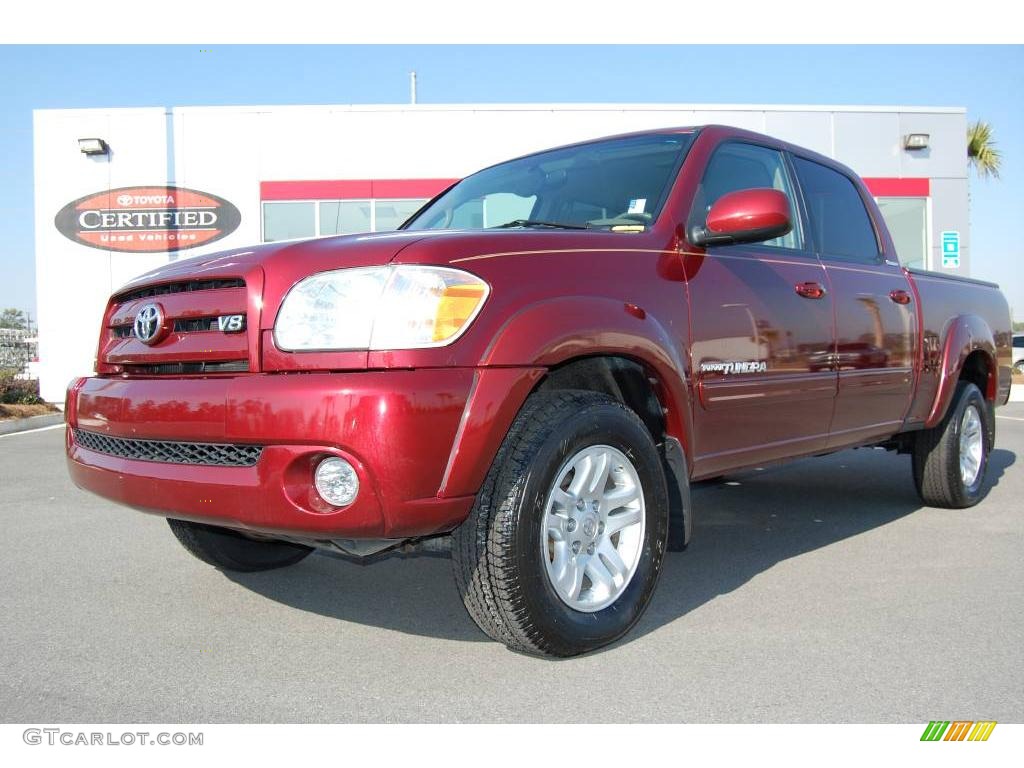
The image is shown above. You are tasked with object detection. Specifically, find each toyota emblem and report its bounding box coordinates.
[133,303,166,345]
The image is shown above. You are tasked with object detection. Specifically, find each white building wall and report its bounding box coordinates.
[34,108,169,401]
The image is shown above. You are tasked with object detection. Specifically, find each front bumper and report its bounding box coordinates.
[65,370,479,539]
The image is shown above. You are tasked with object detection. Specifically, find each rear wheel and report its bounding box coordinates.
[167,519,314,572]
[912,381,991,508]
[452,390,670,657]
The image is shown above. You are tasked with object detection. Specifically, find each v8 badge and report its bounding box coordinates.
[217,314,245,333]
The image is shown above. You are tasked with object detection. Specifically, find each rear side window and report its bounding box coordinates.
[1014,336,1024,349]
[792,157,880,263]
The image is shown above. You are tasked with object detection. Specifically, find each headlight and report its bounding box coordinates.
[274,265,490,351]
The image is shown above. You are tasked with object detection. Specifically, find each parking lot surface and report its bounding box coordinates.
[2,407,1022,723]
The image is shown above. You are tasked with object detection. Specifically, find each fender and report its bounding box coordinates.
[438,296,693,501]
[484,295,692,445]
[925,313,996,428]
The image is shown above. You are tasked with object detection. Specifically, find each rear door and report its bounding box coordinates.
[686,141,836,477]
[790,156,918,448]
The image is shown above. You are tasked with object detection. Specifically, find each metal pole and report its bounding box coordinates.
[410,71,417,105]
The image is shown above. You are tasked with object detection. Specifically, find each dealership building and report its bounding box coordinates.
[33,102,970,402]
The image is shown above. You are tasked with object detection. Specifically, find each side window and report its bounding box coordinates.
[689,142,802,250]
[792,157,881,263]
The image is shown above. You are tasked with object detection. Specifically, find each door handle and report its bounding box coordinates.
[889,289,912,305]
[795,281,827,299]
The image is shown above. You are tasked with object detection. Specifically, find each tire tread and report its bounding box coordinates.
[167,519,313,572]
[912,381,989,509]
[452,390,656,656]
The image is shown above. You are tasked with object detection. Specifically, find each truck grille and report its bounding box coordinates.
[115,278,245,303]
[111,316,241,338]
[73,429,263,467]
[100,277,253,374]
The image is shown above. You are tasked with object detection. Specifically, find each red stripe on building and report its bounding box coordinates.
[260,179,458,201]
[262,176,928,201]
[862,178,930,197]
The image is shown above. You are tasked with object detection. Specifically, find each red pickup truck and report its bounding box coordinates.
[66,125,1013,657]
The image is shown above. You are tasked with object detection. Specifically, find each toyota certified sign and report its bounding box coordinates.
[55,186,241,252]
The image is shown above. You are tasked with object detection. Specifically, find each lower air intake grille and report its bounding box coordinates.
[121,361,250,375]
[73,429,262,467]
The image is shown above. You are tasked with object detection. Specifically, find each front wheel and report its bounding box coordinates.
[912,381,992,508]
[167,519,314,572]
[452,390,670,657]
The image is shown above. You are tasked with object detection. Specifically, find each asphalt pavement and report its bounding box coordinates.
[1,407,1021,723]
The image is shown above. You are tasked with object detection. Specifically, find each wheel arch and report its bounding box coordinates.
[925,313,997,428]
[440,296,694,548]
[535,354,693,549]
[480,295,693,452]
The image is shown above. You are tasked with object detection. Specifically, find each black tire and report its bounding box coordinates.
[167,519,313,572]
[912,381,992,508]
[452,390,670,657]
[1013,360,1024,376]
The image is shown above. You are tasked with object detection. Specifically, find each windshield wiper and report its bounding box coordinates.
[494,219,589,230]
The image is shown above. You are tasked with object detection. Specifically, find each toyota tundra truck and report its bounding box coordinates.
[66,125,1013,657]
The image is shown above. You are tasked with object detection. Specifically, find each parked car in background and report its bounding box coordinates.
[1013,333,1024,374]
[65,126,1013,657]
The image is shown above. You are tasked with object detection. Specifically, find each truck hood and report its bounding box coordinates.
[117,227,646,295]
[115,231,446,330]
[114,228,656,333]
[117,230,438,294]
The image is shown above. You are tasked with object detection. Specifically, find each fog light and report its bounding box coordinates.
[314,457,359,507]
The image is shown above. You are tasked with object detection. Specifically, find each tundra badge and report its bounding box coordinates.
[699,361,768,375]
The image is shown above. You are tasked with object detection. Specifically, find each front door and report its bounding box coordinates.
[686,142,836,478]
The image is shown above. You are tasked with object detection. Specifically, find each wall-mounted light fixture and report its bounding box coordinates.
[904,133,930,150]
[78,138,109,156]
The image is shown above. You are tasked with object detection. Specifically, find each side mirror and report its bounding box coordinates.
[690,188,792,247]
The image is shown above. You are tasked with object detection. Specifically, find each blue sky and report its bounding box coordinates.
[1,44,1021,320]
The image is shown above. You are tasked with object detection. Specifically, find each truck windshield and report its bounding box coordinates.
[403,133,694,232]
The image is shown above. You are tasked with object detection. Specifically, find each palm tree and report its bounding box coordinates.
[967,120,1002,179]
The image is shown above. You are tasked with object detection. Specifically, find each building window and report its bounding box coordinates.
[319,201,373,236]
[263,202,316,242]
[374,199,427,231]
[262,198,428,242]
[875,197,929,270]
